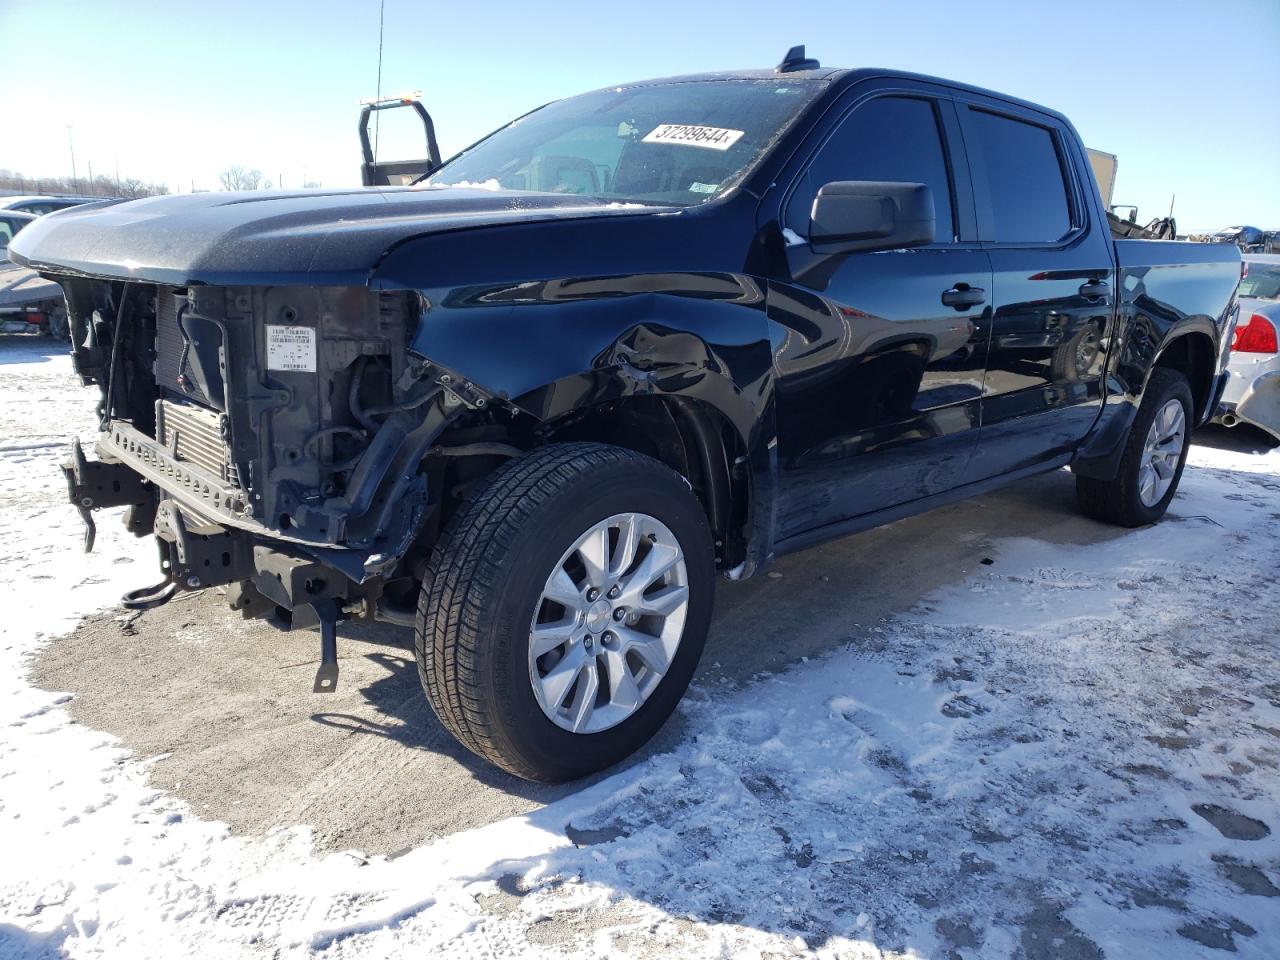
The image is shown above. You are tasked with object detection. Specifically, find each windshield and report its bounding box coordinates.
[423,79,825,206]
[1240,264,1280,300]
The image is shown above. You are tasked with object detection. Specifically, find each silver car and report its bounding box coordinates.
[1215,254,1280,440]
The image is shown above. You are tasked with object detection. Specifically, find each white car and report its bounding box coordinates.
[1215,254,1280,440]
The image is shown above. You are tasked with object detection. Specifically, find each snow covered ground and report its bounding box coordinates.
[1,337,1278,959]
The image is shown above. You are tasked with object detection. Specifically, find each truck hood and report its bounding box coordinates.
[8,186,673,287]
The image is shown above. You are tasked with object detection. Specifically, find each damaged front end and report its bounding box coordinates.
[59,278,523,687]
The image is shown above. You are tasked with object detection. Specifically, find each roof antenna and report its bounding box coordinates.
[373,0,386,164]
[777,45,821,73]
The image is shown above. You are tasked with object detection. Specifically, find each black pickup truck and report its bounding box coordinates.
[12,49,1241,781]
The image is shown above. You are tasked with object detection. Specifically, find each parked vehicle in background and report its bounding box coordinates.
[1264,230,1280,254]
[0,209,36,254]
[1209,225,1267,253]
[1213,254,1280,441]
[0,208,71,337]
[11,51,1242,781]
[0,195,101,216]
[0,263,68,337]
[0,210,68,337]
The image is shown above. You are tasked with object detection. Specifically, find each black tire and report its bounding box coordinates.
[416,442,715,782]
[1075,368,1193,527]
[46,305,69,340]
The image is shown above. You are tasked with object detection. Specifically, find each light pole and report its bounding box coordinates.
[66,126,78,188]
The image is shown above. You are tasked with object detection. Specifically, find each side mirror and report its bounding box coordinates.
[809,181,935,255]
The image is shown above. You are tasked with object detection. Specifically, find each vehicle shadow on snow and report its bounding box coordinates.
[1194,422,1280,454]
[0,922,69,960]
[0,336,68,364]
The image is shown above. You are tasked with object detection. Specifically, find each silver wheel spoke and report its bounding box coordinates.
[540,646,587,707]
[616,544,681,607]
[531,618,576,658]
[529,511,690,734]
[567,661,600,733]
[577,527,609,587]
[608,513,642,580]
[615,624,673,674]
[635,582,689,618]
[1139,464,1157,502]
[602,648,642,711]
[543,567,584,612]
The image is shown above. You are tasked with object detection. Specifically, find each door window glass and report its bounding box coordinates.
[968,109,1072,243]
[786,96,956,241]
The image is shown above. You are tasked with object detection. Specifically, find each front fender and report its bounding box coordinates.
[405,272,776,448]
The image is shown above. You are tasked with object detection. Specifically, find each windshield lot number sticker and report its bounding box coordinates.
[643,124,744,151]
[266,325,317,372]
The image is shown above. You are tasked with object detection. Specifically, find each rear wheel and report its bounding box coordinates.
[1076,368,1193,527]
[416,442,715,781]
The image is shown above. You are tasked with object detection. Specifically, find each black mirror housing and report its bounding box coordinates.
[809,181,936,255]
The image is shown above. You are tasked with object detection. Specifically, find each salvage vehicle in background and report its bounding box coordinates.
[0,209,68,337]
[1213,254,1280,441]
[11,50,1242,781]
[1210,225,1267,253]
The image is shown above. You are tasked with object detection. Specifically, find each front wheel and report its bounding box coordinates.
[1075,367,1193,527]
[416,442,715,782]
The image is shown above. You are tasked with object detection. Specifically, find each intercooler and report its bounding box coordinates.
[155,398,239,486]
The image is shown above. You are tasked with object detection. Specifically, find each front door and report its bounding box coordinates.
[768,93,991,544]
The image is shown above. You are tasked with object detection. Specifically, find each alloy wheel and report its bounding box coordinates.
[528,512,689,734]
[1138,398,1186,507]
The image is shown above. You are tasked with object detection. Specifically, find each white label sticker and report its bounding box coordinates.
[642,124,745,151]
[265,324,317,372]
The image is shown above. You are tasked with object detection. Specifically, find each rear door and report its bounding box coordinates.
[767,89,992,543]
[957,100,1116,480]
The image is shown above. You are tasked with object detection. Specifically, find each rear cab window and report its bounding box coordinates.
[965,108,1074,244]
[783,95,957,242]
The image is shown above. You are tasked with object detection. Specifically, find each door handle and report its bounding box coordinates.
[941,285,986,310]
[1078,279,1110,301]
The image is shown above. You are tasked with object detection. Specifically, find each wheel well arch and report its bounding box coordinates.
[421,392,753,575]
[1151,330,1216,423]
[537,395,750,570]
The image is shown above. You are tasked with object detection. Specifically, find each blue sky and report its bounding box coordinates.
[2,0,1277,230]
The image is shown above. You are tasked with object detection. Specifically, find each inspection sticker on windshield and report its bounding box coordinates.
[642,124,744,151]
[265,324,317,373]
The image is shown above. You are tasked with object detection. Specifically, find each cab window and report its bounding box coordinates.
[967,109,1072,244]
[786,96,957,241]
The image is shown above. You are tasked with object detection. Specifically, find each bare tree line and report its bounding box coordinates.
[217,167,321,191]
[0,166,321,198]
[218,166,272,191]
[0,169,170,199]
